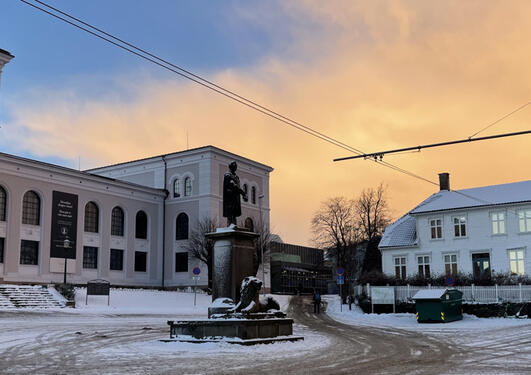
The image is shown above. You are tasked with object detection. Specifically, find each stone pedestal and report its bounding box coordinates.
[206,227,258,303]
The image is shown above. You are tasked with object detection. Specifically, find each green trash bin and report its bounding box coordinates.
[413,288,463,323]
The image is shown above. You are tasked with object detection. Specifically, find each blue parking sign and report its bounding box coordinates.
[337,275,344,285]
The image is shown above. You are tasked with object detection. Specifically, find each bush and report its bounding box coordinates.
[54,283,75,301]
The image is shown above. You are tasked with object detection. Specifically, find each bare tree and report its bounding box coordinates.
[184,217,217,291]
[355,184,390,241]
[252,219,274,280]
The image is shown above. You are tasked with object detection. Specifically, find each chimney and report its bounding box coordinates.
[0,48,14,88]
[438,172,450,191]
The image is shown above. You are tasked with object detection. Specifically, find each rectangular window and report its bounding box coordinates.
[417,256,430,278]
[430,219,442,239]
[518,209,531,233]
[175,252,188,273]
[20,240,39,265]
[453,216,467,237]
[491,212,506,235]
[134,251,147,272]
[83,246,98,269]
[0,238,4,263]
[508,249,525,275]
[444,254,458,276]
[110,249,124,271]
[394,257,406,279]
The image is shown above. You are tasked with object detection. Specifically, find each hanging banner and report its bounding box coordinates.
[50,191,78,259]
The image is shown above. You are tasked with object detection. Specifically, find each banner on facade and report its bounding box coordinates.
[50,191,78,259]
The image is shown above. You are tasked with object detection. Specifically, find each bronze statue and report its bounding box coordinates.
[223,161,247,226]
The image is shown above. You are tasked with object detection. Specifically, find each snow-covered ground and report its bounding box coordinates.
[324,295,531,333]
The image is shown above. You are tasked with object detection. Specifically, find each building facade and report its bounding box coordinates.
[380,174,531,280]
[0,146,272,287]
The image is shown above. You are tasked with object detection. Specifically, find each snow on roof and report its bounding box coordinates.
[379,214,417,248]
[410,179,531,214]
[412,289,448,299]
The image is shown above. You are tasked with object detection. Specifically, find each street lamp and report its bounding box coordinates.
[258,193,265,296]
[63,238,70,285]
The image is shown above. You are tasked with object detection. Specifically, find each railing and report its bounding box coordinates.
[353,283,531,303]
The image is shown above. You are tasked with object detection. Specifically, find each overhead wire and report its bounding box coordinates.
[468,100,531,139]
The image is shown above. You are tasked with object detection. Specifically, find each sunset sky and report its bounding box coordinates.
[2,1,531,245]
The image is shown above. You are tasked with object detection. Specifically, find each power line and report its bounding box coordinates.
[20,0,438,186]
[468,100,531,139]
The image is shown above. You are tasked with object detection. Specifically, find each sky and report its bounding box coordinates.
[1,0,531,245]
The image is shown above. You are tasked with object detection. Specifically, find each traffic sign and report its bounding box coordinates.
[445,276,454,286]
[337,275,344,285]
[192,267,201,276]
[336,267,344,276]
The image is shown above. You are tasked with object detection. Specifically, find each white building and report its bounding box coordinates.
[380,173,531,279]
[0,146,272,287]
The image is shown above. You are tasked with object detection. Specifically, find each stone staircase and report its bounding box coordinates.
[0,284,66,309]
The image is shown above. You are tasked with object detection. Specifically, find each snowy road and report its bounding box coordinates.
[0,297,529,374]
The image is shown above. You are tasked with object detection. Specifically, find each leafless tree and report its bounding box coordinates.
[355,184,391,241]
[252,219,274,278]
[184,216,217,291]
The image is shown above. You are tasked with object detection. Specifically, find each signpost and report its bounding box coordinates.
[370,286,396,313]
[192,267,201,306]
[86,279,110,306]
[337,267,344,312]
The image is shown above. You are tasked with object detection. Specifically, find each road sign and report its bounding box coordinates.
[192,267,201,276]
[337,275,344,285]
[336,267,344,276]
[445,276,454,286]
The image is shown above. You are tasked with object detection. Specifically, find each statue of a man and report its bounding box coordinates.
[223,161,247,226]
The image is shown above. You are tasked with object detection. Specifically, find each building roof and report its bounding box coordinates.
[379,214,417,248]
[0,48,14,58]
[410,179,531,214]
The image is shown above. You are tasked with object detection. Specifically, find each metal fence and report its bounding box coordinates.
[353,284,531,303]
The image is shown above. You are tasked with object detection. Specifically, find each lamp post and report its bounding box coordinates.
[63,238,70,285]
[258,193,265,296]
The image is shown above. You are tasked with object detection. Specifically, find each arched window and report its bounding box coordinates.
[0,186,6,222]
[135,211,148,239]
[173,179,180,198]
[243,184,248,202]
[22,191,40,225]
[184,177,192,197]
[244,217,254,232]
[176,213,189,240]
[251,186,257,204]
[111,207,125,236]
[84,202,99,233]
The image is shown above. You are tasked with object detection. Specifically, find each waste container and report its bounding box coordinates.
[413,288,463,323]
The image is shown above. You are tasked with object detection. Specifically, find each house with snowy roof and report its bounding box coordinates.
[379,173,531,280]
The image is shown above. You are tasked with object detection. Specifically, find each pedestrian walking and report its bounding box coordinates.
[313,290,321,314]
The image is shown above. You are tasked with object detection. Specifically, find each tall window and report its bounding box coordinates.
[444,254,458,276]
[83,246,98,269]
[84,202,99,233]
[417,256,430,278]
[453,216,466,237]
[491,212,506,235]
[518,209,531,233]
[176,213,189,240]
[251,186,256,204]
[135,251,147,272]
[0,238,4,263]
[430,218,442,239]
[173,179,180,198]
[394,257,406,279]
[0,186,6,221]
[175,252,188,272]
[508,249,525,275]
[110,249,124,271]
[243,184,248,202]
[20,240,39,265]
[184,177,192,197]
[22,191,40,226]
[111,207,124,236]
[135,211,148,239]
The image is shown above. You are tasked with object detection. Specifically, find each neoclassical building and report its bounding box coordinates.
[0,146,272,287]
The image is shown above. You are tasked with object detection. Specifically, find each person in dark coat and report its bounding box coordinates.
[313,290,321,314]
[223,161,247,226]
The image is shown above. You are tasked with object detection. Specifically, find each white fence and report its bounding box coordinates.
[354,284,531,303]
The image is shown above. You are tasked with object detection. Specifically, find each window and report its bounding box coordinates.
[111,207,124,236]
[176,213,189,240]
[491,212,506,235]
[453,216,466,237]
[22,191,40,225]
[472,253,491,279]
[173,179,180,198]
[518,209,531,233]
[251,186,256,204]
[243,184,248,202]
[0,238,4,263]
[417,256,430,278]
[84,202,99,233]
[110,249,124,271]
[184,177,192,196]
[244,217,254,232]
[175,252,188,272]
[135,251,147,272]
[83,246,98,269]
[394,257,406,279]
[508,249,525,275]
[0,186,6,221]
[135,211,148,239]
[20,240,39,265]
[444,254,458,276]
[430,218,442,239]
